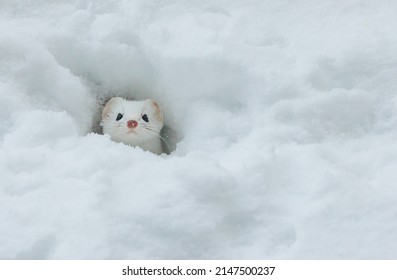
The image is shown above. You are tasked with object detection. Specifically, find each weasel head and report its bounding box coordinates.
[101,97,164,146]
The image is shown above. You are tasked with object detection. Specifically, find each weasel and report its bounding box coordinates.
[101,97,164,155]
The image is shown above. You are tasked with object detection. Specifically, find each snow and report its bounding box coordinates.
[1,0,397,259]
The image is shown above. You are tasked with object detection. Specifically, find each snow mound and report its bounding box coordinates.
[1,0,397,259]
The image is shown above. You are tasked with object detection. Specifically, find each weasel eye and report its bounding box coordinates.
[116,113,123,121]
[142,114,149,122]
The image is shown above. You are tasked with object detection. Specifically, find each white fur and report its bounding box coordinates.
[101,97,164,155]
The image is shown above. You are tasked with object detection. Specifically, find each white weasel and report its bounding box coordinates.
[101,97,164,155]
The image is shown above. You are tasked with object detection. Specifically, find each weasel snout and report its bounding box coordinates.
[127,120,138,128]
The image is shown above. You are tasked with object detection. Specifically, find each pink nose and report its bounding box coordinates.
[127,120,138,128]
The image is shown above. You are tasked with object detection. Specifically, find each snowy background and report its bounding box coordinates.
[1,0,397,259]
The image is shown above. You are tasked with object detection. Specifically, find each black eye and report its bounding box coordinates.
[142,114,149,122]
[116,113,123,121]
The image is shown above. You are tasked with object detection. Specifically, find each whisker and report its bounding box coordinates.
[144,127,172,153]
[144,127,161,134]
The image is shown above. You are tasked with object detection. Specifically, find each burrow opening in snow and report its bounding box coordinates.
[46,37,250,156]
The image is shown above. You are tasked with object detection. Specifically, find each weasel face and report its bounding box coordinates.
[101,97,164,147]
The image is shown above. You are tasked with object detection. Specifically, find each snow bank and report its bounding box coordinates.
[1,0,397,259]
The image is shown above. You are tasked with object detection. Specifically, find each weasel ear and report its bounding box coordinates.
[145,99,163,123]
[102,97,123,119]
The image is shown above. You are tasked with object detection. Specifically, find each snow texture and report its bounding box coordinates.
[1,0,397,259]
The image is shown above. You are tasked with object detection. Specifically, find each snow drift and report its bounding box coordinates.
[1,0,397,259]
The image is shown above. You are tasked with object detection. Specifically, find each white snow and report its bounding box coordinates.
[1,0,397,259]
